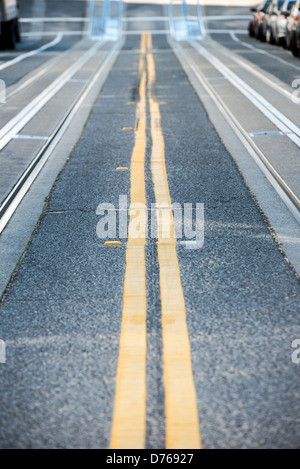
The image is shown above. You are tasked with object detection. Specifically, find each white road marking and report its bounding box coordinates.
[208,29,248,34]
[0,40,121,234]
[172,40,300,222]
[123,16,169,21]
[0,40,104,152]
[230,32,300,71]
[0,34,63,72]
[20,31,83,37]
[20,17,89,23]
[191,41,300,146]
[15,134,48,140]
[216,39,294,100]
[203,15,251,21]
[124,30,169,35]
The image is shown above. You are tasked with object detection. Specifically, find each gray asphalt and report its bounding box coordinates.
[0,1,299,450]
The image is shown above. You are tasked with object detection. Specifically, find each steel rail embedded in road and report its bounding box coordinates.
[6,38,95,102]
[230,32,300,72]
[191,40,300,146]
[0,34,63,72]
[0,40,122,234]
[0,40,104,151]
[171,40,300,224]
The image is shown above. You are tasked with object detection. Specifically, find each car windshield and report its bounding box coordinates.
[277,0,285,7]
[263,0,272,8]
[286,0,295,9]
[262,0,272,11]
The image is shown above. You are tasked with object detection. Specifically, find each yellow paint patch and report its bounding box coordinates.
[122,127,133,131]
[146,33,202,450]
[110,33,148,450]
[104,241,122,246]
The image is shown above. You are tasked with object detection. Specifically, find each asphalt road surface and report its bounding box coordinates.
[0,1,299,449]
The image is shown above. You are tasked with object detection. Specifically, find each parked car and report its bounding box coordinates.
[275,0,296,45]
[0,0,20,50]
[248,0,272,39]
[261,0,285,43]
[285,0,299,53]
[293,13,300,55]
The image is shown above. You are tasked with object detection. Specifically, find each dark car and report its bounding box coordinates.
[285,0,299,53]
[0,0,20,49]
[293,13,300,55]
[248,0,272,39]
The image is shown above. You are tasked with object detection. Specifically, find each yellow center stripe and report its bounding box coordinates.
[110,33,202,449]
[110,34,148,449]
[146,33,202,449]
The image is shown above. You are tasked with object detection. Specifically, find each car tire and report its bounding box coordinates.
[14,19,21,43]
[248,22,255,37]
[291,44,299,57]
[260,25,266,42]
[0,20,16,50]
[269,28,276,45]
[291,35,299,56]
[285,33,290,49]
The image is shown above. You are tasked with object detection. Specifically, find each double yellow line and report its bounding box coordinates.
[110,34,201,450]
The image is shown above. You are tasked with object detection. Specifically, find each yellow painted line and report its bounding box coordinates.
[104,241,122,246]
[110,33,148,450]
[116,167,129,171]
[122,127,133,131]
[146,33,202,449]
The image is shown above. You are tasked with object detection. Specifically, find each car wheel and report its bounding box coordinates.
[14,19,21,43]
[269,28,276,45]
[260,25,266,42]
[285,33,290,49]
[290,35,299,56]
[248,22,255,37]
[0,20,16,50]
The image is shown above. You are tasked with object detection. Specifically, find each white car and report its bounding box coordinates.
[285,0,300,51]
[275,0,297,45]
[262,0,285,43]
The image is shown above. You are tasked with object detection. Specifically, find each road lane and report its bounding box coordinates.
[110,33,148,449]
[0,2,299,450]
[147,33,201,449]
